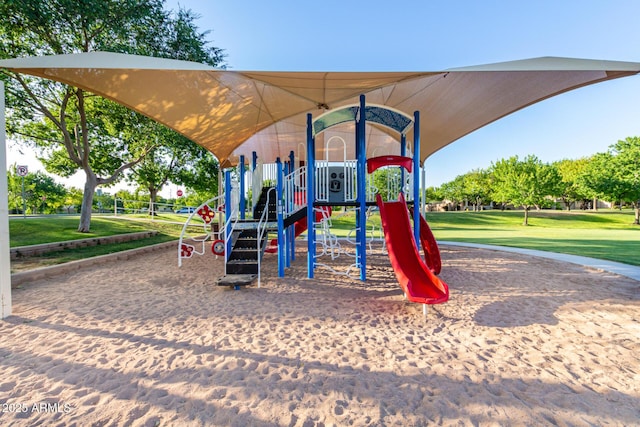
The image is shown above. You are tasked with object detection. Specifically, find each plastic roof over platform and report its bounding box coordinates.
[1,52,639,167]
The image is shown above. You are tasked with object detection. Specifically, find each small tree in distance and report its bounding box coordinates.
[490,155,562,225]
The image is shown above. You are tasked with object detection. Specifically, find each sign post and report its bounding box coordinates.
[17,164,27,218]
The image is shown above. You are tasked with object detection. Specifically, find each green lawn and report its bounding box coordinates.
[329,208,640,266]
[8,214,191,247]
[8,209,640,270]
[8,214,189,272]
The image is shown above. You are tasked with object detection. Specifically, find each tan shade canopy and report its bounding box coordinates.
[1,52,639,167]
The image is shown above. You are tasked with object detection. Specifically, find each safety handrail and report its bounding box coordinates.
[177,194,224,267]
[223,203,240,276]
[284,165,307,215]
[256,187,276,288]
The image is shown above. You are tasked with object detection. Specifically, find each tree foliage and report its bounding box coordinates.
[440,169,491,211]
[0,0,225,231]
[7,166,67,214]
[582,137,640,224]
[490,155,562,225]
[554,158,593,210]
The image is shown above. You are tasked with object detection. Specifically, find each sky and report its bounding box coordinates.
[6,0,640,192]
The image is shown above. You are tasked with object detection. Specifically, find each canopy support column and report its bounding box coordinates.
[283,159,291,268]
[289,150,296,262]
[306,114,315,279]
[400,134,406,194]
[413,111,421,244]
[276,158,285,277]
[356,95,367,281]
[0,82,11,319]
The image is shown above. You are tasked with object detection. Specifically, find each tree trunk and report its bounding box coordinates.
[635,203,639,225]
[523,207,529,226]
[78,171,97,232]
[149,188,158,216]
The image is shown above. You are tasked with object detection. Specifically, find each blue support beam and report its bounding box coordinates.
[276,158,285,277]
[284,160,291,268]
[306,114,315,279]
[400,134,407,195]
[413,111,421,245]
[357,95,367,281]
[252,151,257,172]
[289,150,296,262]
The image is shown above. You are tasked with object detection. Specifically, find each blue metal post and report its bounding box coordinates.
[224,169,232,258]
[306,114,315,279]
[357,95,367,281]
[413,111,421,245]
[284,160,291,268]
[239,155,246,219]
[252,151,257,171]
[276,157,285,277]
[289,150,296,261]
[400,134,407,195]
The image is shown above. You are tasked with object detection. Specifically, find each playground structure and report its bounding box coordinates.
[6,53,636,319]
[178,95,450,312]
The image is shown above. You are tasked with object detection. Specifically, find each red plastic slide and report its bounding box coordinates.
[376,193,449,305]
[409,210,442,275]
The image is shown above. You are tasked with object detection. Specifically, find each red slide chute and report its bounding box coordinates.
[376,193,449,305]
[410,210,442,275]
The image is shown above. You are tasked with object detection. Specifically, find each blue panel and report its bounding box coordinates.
[312,103,413,136]
[313,106,358,135]
[365,106,413,134]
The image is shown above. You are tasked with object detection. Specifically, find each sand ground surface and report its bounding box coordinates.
[0,244,638,426]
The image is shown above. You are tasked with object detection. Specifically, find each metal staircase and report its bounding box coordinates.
[216,187,276,289]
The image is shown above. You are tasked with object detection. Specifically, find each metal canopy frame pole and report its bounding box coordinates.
[276,157,285,277]
[306,114,315,279]
[283,159,291,269]
[400,134,407,195]
[356,95,367,281]
[289,150,296,262]
[0,82,11,319]
[413,111,421,244]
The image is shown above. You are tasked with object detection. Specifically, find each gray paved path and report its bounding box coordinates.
[440,241,640,282]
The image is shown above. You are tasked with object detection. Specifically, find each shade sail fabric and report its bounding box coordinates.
[1,52,639,166]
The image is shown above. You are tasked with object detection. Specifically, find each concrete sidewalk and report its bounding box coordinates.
[440,241,640,282]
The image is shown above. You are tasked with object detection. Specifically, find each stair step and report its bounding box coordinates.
[234,241,259,250]
[217,274,257,287]
[229,249,259,261]
[227,260,259,274]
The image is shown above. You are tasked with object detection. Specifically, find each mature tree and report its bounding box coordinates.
[440,175,465,210]
[424,186,443,204]
[63,187,84,214]
[128,123,207,215]
[176,147,220,200]
[440,169,491,211]
[0,0,225,231]
[370,167,404,201]
[582,137,640,224]
[7,167,66,214]
[554,158,593,210]
[490,155,562,225]
[462,169,491,211]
